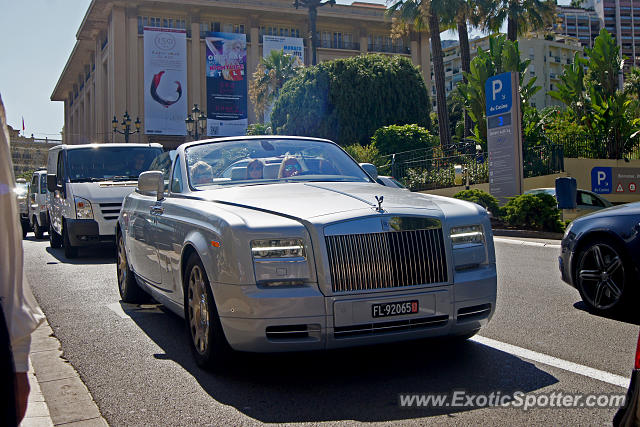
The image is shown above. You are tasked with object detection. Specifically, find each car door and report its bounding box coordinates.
[576,190,603,217]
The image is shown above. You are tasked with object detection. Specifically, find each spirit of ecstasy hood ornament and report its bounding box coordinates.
[375,195,384,213]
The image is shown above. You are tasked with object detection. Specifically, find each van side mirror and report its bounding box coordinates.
[360,163,378,180]
[138,171,164,201]
[47,175,57,192]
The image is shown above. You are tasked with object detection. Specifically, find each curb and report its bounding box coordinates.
[492,228,563,240]
[22,321,108,427]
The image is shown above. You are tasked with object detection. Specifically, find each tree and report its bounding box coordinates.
[480,0,555,42]
[624,67,640,100]
[271,54,431,145]
[456,34,540,145]
[248,50,300,123]
[387,0,452,149]
[293,0,336,66]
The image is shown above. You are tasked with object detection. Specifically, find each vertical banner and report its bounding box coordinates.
[143,27,187,135]
[205,32,248,136]
[262,35,304,122]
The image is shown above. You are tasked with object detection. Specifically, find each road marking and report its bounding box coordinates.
[472,335,630,388]
[494,237,561,249]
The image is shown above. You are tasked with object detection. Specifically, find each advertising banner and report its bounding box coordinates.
[143,27,187,135]
[205,32,248,136]
[262,35,304,122]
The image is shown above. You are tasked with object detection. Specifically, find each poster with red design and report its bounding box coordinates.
[143,27,187,135]
[205,32,248,137]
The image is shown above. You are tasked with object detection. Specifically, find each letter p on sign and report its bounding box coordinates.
[492,80,502,100]
[597,171,606,185]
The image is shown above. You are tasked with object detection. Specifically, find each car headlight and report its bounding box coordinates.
[74,196,94,219]
[563,221,574,239]
[251,239,306,259]
[251,239,309,287]
[450,225,484,247]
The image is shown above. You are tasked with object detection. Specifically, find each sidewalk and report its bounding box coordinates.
[20,321,108,427]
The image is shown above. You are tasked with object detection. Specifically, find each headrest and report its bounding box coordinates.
[231,167,247,180]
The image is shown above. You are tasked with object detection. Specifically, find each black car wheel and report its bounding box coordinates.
[183,254,232,371]
[576,240,630,314]
[62,222,78,259]
[117,232,147,303]
[49,222,62,248]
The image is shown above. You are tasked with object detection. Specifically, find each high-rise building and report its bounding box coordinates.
[555,4,601,48]
[593,0,640,73]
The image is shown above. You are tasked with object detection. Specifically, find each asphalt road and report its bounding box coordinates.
[22,236,639,426]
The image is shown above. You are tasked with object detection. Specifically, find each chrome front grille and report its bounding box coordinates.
[325,228,448,292]
[99,202,122,221]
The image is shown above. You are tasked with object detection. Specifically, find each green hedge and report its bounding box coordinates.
[502,193,563,232]
[271,54,431,146]
[453,189,501,217]
[371,124,437,156]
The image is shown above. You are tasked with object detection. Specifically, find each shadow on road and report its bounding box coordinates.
[126,304,559,423]
[573,301,640,326]
[45,246,116,265]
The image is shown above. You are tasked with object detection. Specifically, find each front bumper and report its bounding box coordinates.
[558,238,576,288]
[215,270,496,353]
[66,219,115,247]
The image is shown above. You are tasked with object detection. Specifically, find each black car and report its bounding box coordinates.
[614,330,640,426]
[559,202,640,315]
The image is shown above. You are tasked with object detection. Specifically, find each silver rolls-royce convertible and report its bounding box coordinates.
[117,136,497,369]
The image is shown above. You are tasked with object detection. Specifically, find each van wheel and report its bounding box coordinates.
[63,223,78,259]
[184,254,232,371]
[49,223,62,248]
[33,219,44,240]
[117,231,147,303]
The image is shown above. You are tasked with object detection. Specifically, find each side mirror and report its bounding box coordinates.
[47,175,57,192]
[360,163,378,180]
[138,171,164,201]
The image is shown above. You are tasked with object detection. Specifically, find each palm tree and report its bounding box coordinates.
[480,0,555,42]
[293,0,336,66]
[387,0,452,149]
[249,50,300,123]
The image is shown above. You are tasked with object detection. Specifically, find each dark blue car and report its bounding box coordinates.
[559,202,640,315]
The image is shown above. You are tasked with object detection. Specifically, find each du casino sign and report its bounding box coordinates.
[591,167,640,194]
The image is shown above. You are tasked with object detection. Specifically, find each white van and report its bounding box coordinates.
[28,170,49,239]
[47,143,163,258]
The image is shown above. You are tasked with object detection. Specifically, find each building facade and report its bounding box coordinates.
[8,126,60,177]
[52,0,433,148]
[593,0,640,72]
[440,33,583,109]
[555,4,601,48]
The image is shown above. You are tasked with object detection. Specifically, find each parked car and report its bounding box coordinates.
[28,170,49,239]
[47,143,163,258]
[614,330,640,426]
[525,187,612,220]
[376,175,409,190]
[559,202,640,315]
[15,178,30,238]
[117,136,497,370]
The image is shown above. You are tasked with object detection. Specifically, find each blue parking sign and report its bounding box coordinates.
[591,167,612,194]
[485,73,512,116]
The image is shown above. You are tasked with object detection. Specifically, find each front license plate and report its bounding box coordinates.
[372,300,419,318]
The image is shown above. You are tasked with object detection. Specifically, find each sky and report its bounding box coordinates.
[0,0,567,139]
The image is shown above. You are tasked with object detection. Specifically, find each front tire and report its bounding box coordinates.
[33,219,44,239]
[575,240,631,315]
[184,254,232,371]
[63,222,78,259]
[49,222,62,248]
[117,231,147,303]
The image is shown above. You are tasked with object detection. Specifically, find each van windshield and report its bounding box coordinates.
[67,146,163,183]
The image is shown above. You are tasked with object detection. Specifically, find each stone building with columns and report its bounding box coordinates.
[51,0,433,149]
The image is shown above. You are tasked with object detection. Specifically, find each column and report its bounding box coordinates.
[190,17,202,109]
[248,24,260,123]
[111,6,127,142]
[359,27,368,54]
[410,39,420,67]
[93,42,104,142]
[127,10,140,126]
[420,33,432,95]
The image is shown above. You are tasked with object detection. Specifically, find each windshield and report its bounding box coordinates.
[14,182,28,197]
[185,138,371,189]
[67,146,163,182]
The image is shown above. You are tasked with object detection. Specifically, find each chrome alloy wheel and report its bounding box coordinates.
[577,243,625,310]
[117,236,127,294]
[188,265,210,355]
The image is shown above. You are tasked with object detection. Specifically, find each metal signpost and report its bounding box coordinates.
[485,72,523,203]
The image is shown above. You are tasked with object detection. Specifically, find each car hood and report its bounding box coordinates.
[574,201,640,222]
[195,182,471,221]
[69,181,138,203]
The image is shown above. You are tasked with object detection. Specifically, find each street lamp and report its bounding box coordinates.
[112,111,141,143]
[185,104,207,140]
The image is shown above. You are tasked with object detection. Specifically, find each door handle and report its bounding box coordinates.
[150,206,164,215]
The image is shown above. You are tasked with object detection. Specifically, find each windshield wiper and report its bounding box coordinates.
[111,175,139,181]
[70,177,110,183]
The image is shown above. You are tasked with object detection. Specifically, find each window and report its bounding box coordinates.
[578,191,603,207]
[529,64,535,76]
[31,175,39,192]
[40,173,47,194]
[56,153,65,187]
[171,156,183,193]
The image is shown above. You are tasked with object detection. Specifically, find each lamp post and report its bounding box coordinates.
[185,104,207,140]
[112,111,141,143]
